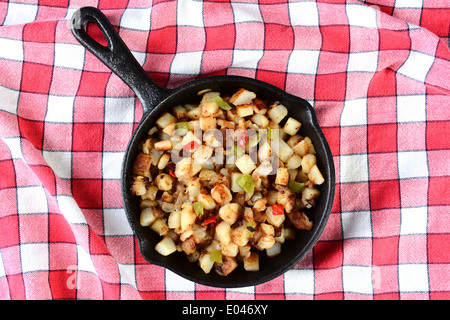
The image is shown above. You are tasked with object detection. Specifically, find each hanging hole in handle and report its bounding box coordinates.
[85,21,109,48]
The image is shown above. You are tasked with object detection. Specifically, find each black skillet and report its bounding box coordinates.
[71,6,335,288]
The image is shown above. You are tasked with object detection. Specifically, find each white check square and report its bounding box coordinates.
[397,51,434,83]
[43,151,72,179]
[103,208,133,236]
[177,0,204,27]
[287,50,320,75]
[343,265,373,294]
[289,1,319,26]
[120,7,152,31]
[346,4,378,28]
[46,95,75,123]
[340,154,369,183]
[0,38,23,62]
[102,151,125,180]
[165,269,195,292]
[340,98,367,126]
[399,264,429,292]
[104,97,136,123]
[170,51,203,75]
[342,211,372,239]
[231,49,264,70]
[17,186,48,215]
[397,151,428,179]
[20,243,49,273]
[3,2,38,26]
[347,51,378,73]
[54,43,85,70]
[231,2,263,23]
[284,269,314,294]
[400,206,428,235]
[397,94,426,123]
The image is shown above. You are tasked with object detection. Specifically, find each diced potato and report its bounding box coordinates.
[199,252,214,274]
[181,203,197,231]
[221,241,239,257]
[231,172,244,193]
[251,113,269,128]
[211,184,232,204]
[243,252,259,272]
[283,117,302,136]
[235,154,257,175]
[301,154,316,174]
[201,100,219,117]
[180,229,194,242]
[197,193,216,210]
[260,223,274,236]
[186,105,202,119]
[140,207,157,226]
[155,236,177,256]
[168,210,182,229]
[266,189,278,206]
[301,187,320,209]
[140,199,157,208]
[292,137,315,156]
[215,256,238,276]
[219,203,242,225]
[180,236,196,255]
[215,221,231,245]
[200,116,217,131]
[142,185,158,201]
[286,208,313,230]
[287,134,303,148]
[277,189,295,213]
[267,104,288,124]
[198,169,218,181]
[286,154,302,170]
[275,168,290,186]
[157,153,170,170]
[272,138,294,162]
[155,173,174,191]
[266,241,281,257]
[154,139,172,151]
[229,88,256,106]
[308,164,325,185]
[236,104,254,118]
[185,177,201,198]
[133,153,152,177]
[151,218,169,236]
[253,198,267,212]
[173,105,187,120]
[192,145,213,165]
[266,206,285,228]
[174,157,192,181]
[156,112,177,129]
[131,176,147,196]
[257,234,275,250]
[258,141,272,162]
[162,123,177,136]
[231,224,251,246]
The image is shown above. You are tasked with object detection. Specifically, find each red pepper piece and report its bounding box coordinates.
[238,133,248,149]
[203,216,216,225]
[272,204,284,216]
[183,140,200,152]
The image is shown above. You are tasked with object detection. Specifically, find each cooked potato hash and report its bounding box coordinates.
[131,88,325,276]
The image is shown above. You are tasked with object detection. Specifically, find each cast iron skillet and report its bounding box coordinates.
[71,6,335,288]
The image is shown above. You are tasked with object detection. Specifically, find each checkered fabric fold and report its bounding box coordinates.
[0,0,449,300]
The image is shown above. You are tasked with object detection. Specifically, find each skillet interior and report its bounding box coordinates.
[122,76,335,288]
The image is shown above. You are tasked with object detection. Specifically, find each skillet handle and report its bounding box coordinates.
[70,6,170,112]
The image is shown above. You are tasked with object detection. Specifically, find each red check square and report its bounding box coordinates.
[73,123,104,152]
[21,62,53,94]
[205,25,235,51]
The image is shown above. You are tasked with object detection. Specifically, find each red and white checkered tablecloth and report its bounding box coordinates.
[0,0,449,300]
